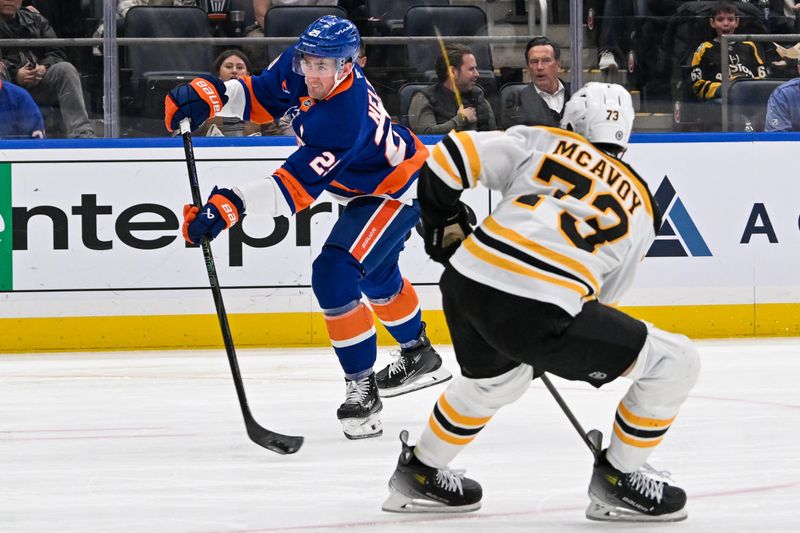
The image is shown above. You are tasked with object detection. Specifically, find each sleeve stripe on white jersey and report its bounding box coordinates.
[431,144,463,188]
[472,226,595,298]
[451,131,481,188]
[441,134,471,189]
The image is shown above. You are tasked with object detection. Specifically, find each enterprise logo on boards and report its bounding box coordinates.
[646,177,712,258]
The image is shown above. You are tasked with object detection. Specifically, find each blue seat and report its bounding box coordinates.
[403,5,492,80]
[727,78,786,131]
[124,6,213,91]
[498,82,527,129]
[397,82,433,127]
[123,6,214,133]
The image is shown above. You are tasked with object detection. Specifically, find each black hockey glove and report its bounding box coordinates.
[421,202,473,265]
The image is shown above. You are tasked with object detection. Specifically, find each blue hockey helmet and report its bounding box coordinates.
[292,15,360,75]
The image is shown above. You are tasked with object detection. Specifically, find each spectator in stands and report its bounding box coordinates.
[253,0,267,25]
[0,0,95,137]
[765,59,800,131]
[689,1,766,101]
[502,36,570,129]
[356,41,367,68]
[23,1,86,38]
[750,0,800,34]
[408,43,496,134]
[199,49,252,136]
[214,48,250,81]
[198,49,286,136]
[783,2,800,32]
[0,72,45,138]
[597,0,650,71]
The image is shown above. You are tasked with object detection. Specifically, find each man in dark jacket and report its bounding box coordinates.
[0,0,94,137]
[408,43,496,134]
[501,36,570,129]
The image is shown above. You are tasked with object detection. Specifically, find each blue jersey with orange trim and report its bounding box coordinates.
[229,48,427,214]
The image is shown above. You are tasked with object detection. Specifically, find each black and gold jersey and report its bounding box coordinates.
[690,39,766,100]
[425,126,660,316]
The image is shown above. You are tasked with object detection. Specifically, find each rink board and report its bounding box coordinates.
[0,133,798,351]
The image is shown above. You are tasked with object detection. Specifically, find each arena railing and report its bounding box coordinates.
[0,35,544,138]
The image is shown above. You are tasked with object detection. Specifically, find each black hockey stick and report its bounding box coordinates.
[179,118,303,455]
[540,373,602,460]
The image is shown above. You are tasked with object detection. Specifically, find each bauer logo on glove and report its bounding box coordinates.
[164,75,229,132]
[193,79,224,114]
[182,186,245,244]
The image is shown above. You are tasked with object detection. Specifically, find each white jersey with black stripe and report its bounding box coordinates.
[428,126,658,316]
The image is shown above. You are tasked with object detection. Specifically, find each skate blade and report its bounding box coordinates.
[379,369,453,398]
[381,489,481,514]
[341,413,382,440]
[585,493,688,522]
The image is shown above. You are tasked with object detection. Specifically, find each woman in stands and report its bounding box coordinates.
[200,49,287,135]
[214,49,251,82]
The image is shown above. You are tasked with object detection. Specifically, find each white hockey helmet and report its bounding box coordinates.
[560,82,634,151]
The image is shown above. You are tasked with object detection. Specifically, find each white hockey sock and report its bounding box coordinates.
[607,326,701,472]
[414,364,533,469]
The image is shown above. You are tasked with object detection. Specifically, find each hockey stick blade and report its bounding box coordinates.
[247,423,304,455]
[587,429,603,456]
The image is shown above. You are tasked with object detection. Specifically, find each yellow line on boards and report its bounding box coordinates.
[1,304,798,353]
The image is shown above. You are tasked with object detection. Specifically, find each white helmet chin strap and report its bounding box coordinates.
[321,64,352,99]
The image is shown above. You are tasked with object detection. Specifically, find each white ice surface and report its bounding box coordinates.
[2,338,799,532]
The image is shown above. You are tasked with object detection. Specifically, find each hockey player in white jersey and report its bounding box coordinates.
[382,83,700,521]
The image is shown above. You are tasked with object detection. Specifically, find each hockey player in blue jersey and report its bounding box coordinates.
[0,79,45,139]
[165,16,452,439]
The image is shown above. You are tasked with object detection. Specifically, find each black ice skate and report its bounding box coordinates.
[336,372,383,440]
[382,430,482,513]
[586,449,688,522]
[376,323,452,398]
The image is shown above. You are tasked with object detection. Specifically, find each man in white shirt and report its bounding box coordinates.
[501,36,570,129]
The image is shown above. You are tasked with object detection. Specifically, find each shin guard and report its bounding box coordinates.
[607,326,701,472]
[415,364,533,468]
